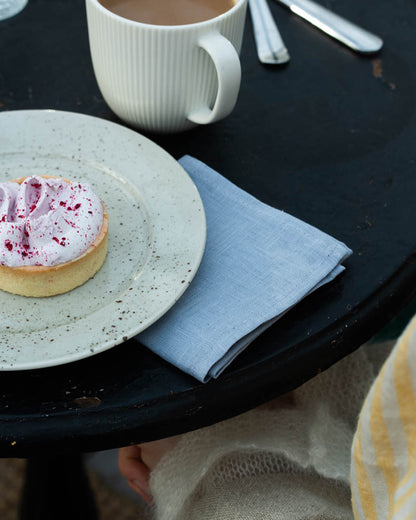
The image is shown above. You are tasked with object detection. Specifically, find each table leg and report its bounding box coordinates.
[19,454,99,520]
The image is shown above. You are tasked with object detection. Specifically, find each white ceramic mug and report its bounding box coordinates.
[85,0,248,133]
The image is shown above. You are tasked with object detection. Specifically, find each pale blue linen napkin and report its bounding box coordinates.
[136,156,352,382]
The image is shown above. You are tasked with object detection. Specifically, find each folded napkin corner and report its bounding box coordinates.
[136,156,352,382]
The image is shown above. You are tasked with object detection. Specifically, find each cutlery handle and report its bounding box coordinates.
[275,0,383,53]
[249,0,290,64]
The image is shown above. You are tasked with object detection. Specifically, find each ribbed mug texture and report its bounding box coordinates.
[86,0,247,133]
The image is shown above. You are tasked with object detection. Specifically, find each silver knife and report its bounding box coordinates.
[273,0,383,54]
[249,0,290,64]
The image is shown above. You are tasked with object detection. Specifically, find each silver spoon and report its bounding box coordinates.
[273,0,383,54]
[249,0,290,65]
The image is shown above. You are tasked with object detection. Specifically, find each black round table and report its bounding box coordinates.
[1,0,416,517]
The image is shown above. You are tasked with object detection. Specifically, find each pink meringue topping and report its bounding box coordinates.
[0,176,104,267]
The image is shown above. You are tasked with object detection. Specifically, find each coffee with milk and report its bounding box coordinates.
[99,0,236,25]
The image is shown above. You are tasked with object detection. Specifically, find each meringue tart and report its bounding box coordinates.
[0,175,108,297]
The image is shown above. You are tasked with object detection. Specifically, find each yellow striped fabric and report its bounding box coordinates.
[351,314,416,520]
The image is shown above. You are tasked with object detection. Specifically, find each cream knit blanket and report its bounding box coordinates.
[149,336,395,519]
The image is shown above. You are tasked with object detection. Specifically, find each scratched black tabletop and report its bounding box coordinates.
[0,0,415,456]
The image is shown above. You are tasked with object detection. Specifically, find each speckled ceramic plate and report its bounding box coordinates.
[0,110,206,370]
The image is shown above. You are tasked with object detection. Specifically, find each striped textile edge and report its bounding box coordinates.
[351,313,416,520]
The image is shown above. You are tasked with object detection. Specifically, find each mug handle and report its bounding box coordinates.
[188,32,242,125]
